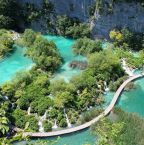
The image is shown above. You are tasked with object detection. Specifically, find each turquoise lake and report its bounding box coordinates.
[0,35,144,145]
[0,45,33,85]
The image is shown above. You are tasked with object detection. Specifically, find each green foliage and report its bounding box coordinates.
[71,70,96,91]
[115,48,144,69]
[0,0,21,29]
[79,108,103,124]
[43,120,52,132]
[12,108,27,129]
[67,109,79,124]
[23,32,62,72]
[22,3,40,23]
[48,108,59,119]
[27,115,38,132]
[91,108,144,145]
[0,106,9,136]
[54,91,74,109]
[50,80,76,96]
[12,109,38,131]
[113,108,144,145]
[22,29,37,47]
[73,37,102,55]
[56,15,90,38]
[18,73,51,111]
[109,28,144,51]
[0,29,14,58]
[77,88,97,111]
[56,15,78,36]
[31,97,53,116]
[88,50,125,82]
[59,118,67,128]
[66,23,90,39]
[109,76,128,91]
[91,117,124,145]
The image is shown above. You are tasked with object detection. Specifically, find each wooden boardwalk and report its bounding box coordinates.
[23,73,144,137]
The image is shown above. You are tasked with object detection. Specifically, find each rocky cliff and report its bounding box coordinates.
[19,0,144,38]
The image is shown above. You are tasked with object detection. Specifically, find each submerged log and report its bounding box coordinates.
[69,60,88,70]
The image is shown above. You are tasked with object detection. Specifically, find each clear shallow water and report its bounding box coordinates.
[0,35,144,145]
[117,77,144,117]
[105,77,144,117]
[0,45,33,85]
[44,35,86,82]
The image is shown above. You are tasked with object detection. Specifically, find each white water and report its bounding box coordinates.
[104,81,109,92]
[122,59,134,76]
[64,109,72,128]
[41,110,47,120]
[27,106,31,115]
[98,84,101,89]
[12,31,20,40]
[11,103,15,109]
[52,119,58,129]
[38,120,44,132]
[38,110,48,132]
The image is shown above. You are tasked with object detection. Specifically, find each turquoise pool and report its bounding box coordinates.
[44,35,86,82]
[0,45,33,85]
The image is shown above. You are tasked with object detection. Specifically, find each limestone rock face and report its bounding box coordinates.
[18,0,144,38]
[92,2,144,38]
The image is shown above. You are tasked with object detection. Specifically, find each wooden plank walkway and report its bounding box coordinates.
[23,73,144,137]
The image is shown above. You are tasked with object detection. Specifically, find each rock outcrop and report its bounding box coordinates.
[18,0,144,38]
[69,60,87,70]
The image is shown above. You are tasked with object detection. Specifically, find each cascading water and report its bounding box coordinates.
[122,59,135,76]
[104,81,109,92]
[64,109,72,128]
[38,120,44,132]
[38,110,48,132]
[41,110,47,120]
[27,106,31,115]
[52,119,58,129]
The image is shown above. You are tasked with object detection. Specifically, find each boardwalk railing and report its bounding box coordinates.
[23,73,144,137]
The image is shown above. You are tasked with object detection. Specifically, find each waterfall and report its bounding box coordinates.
[38,120,44,132]
[98,84,101,89]
[41,110,48,120]
[12,31,20,40]
[122,59,134,76]
[64,109,72,128]
[11,103,15,109]
[38,110,48,132]
[104,81,109,92]
[90,19,95,31]
[27,106,31,115]
[52,119,58,129]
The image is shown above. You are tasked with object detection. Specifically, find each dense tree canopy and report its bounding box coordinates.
[18,29,62,72]
[56,15,90,38]
[109,28,144,51]
[0,29,14,58]
[0,0,21,29]
[26,36,62,72]
[73,37,102,55]
[88,50,125,82]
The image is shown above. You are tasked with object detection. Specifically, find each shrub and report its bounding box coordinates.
[73,37,102,55]
[43,121,52,132]
[59,118,67,128]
